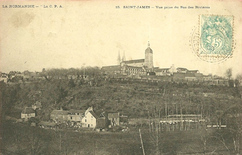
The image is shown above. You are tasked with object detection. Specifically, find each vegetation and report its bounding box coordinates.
[1,67,242,154]
[2,120,241,155]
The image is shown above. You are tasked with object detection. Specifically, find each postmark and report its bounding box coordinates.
[190,15,234,63]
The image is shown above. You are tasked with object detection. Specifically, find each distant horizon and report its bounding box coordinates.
[0,64,238,79]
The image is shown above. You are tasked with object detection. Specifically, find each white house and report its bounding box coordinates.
[21,107,35,120]
[81,107,98,128]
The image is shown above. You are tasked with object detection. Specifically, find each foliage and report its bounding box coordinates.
[225,68,232,80]
[1,74,242,154]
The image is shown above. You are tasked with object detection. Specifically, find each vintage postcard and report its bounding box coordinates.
[0,0,242,154]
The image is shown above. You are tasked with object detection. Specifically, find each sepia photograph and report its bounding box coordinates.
[0,0,242,154]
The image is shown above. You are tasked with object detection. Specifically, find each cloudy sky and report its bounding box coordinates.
[0,0,241,77]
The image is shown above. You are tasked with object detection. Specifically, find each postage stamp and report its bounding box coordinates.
[191,15,234,63]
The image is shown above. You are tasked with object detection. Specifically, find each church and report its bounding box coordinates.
[102,42,203,79]
[102,42,154,76]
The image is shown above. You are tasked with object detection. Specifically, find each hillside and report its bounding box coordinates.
[1,77,241,120]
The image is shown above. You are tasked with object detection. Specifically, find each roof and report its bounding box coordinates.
[89,111,98,119]
[122,59,144,64]
[188,70,198,72]
[68,109,85,114]
[51,110,69,115]
[145,47,153,54]
[177,67,188,71]
[22,107,35,114]
[95,111,107,118]
[108,112,119,118]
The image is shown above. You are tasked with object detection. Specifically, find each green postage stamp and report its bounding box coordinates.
[197,15,234,62]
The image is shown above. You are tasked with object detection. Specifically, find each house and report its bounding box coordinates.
[194,73,203,81]
[184,73,197,81]
[50,110,69,123]
[50,109,85,125]
[21,107,36,121]
[154,68,171,76]
[82,108,98,128]
[32,101,42,110]
[0,72,8,83]
[96,117,107,130]
[96,112,109,130]
[203,75,213,81]
[176,67,188,73]
[108,112,120,127]
[120,115,129,125]
[67,109,85,122]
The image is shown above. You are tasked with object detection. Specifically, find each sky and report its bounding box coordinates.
[0,0,241,77]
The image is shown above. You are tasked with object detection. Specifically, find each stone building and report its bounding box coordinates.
[102,42,154,75]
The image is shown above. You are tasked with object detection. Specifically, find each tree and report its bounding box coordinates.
[213,103,242,154]
[68,78,76,88]
[225,68,232,80]
[235,74,242,87]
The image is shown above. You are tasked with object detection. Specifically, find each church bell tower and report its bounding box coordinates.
[144,42,153,69]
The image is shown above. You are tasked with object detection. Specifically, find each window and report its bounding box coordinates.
[85,119,87,122]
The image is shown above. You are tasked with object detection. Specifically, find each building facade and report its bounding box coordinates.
[21,107,36,121]
[82,111,97,128]
[144,42,153,69]
[102,42,154,76]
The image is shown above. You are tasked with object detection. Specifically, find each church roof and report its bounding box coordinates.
[122,59,144,64]
[101,65,121,71]
[145,47,153,54]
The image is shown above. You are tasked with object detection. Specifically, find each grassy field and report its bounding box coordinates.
[1,120,237,155]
